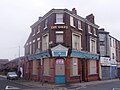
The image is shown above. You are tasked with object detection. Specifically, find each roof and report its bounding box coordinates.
[0,59,9,64]
[30,8,99,29]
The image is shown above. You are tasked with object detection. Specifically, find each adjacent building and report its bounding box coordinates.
[99,29,118,80]
[24,8,100,84]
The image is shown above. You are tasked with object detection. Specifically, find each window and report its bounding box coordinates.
[72,33,82,50]
[88,25,91,34]
[78,20,82,30]
[112,53,114,59]
[32,60,38,75]
[100,46,105,56]
[90,37,97,54]
[70,16,74,27]
[88,60,97,75]
[42,34,49,51]
[37,25,40,33]
[29,42,32,54]
[43,58,50,76]
[33,43,35,54]
[93,28,97,36]
[32,28,36,36]
[70,58,78,76]
[44,19,48,29]
[55,14,64,24]
[56,31,63,43]
[37,38,40,49]
[99,41,104,46]
[25,46,29,55]
[99,34,105,41]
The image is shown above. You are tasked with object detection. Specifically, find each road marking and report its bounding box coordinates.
[112,88,120,90]
[5,85,20,89]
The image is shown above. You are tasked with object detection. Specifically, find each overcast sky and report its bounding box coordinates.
[0,0,120,60]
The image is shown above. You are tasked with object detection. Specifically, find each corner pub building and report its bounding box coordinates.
[24,8,100,84]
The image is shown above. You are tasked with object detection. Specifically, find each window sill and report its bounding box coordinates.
[71,25,76,28]
[89,32,92,34]
[32,34,35,36]
[78,28,83,31]
[55,22,65,24]
[43,74,51,76]
[44,27,47,30]
[88,73,98,76]
[70,75,80,77]
[94,34,97,37]
[37,31,40,34]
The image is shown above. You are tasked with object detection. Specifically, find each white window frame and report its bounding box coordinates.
[72,33,82,50]
[29,42,32,54]
[93,28,97,36]
[88,25,92,34]
[37,25,40,34]
[90,37,97,54]
[70,16,75,27]
[42,33,49,51]
[78,20,82,30]
[32,28,36,36]
[44,19,48,30]
[56,31,64,43]
[55,13,64,24]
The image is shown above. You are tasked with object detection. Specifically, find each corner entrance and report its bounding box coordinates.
[55,58,65,84]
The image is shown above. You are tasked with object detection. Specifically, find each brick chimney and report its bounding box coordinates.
[86,14,95,24]
[71,8,77,15]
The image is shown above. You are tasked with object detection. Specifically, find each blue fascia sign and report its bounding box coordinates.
[71,51,99,60]
[28,53,50,60]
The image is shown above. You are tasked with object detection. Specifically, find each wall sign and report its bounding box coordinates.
[51,26,68,29]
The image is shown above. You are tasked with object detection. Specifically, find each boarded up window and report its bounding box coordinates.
[32,60,38,75]
[88,60,97,75]
[70,58,78,75]
[43,58,50,75]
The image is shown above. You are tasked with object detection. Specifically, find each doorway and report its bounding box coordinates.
[55,58,65,84]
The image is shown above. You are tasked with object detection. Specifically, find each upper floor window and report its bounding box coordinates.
[88,25,92,34]
[55,14,64,24]
[70,16,75,27]
[78,20,82,30]
[37,38,40,49]
[56,31,63,43]
[37,25,40,33]
[44,19,48,29]
[32,28,36,36]
[93,28,97,36]
[99,34,105,41]
[90,37,97,54]
[42,34,49,51]
[72,33,82,50]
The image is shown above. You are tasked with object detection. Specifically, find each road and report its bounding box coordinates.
[64,81,120,90]
[1,76,120,90]
[0,77,47,90]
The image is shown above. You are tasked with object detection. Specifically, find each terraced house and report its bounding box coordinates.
[24,8,100,84]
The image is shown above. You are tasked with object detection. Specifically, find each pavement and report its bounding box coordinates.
[0,75,119,89]
[14,78,120,89]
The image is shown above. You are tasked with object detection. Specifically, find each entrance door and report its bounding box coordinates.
[55,58,65,84]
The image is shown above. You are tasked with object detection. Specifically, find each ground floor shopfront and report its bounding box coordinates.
[23,57,100,84]
[23,45,100,84]
[100,57,118,80]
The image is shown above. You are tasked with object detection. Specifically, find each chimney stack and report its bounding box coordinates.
[86,14,95,24]
[71,8,77,15]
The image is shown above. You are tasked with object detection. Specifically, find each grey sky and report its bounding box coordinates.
[0,0,120,60]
